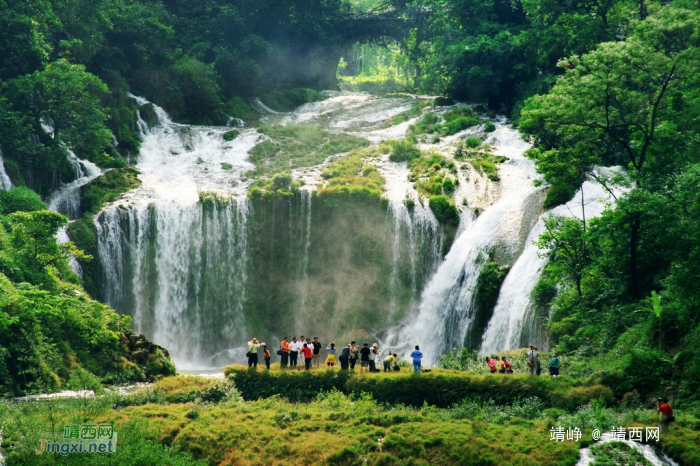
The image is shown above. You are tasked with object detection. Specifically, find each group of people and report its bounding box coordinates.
[246,337,426,373]
[485,346,561,378]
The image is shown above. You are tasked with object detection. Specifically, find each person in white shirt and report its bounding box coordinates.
[289,337,301,368]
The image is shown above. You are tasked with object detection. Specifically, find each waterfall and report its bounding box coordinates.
[95,96,258,367]
[390,123,544,363]
[96,196,250,367]
[297,189,313,316]
[480,173,623,354]
[47,149,102,219]
[0,151,12,190]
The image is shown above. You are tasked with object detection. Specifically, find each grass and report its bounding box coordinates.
[79,167,141,216]
[1,375,698,466]
[408,106,484,142]
[403,149,458,198]
[247,124,370,179]
[589,441,651,465]
[454,142,505,182]
[317,147,386,205]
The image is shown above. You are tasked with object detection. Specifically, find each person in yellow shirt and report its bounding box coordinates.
[383,353,398,372]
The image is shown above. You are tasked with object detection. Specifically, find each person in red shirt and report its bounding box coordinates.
[301,343,313,370]
[658,399,674,432]
[486,356,497,373]
[501,356,513,374]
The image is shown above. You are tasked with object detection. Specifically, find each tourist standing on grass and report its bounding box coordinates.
[262,343,271,369]
[384,353,397,372]
[360,343,371,372]
[527,346,539,376]
[247,338,261,368]
[349,341,360,370]
[486,356,497,373]
[302,343,313,370]
[501,356,513,374]
[326,343,337,367]
[290,337,301,369]
[339,344,350,370]
[549,354,560,378]
[371,343,381,372]
[280,337,291,368]
[313,337,322,368]
[410,346,423,373]
[658,399,674,432]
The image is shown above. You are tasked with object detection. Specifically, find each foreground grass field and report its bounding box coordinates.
[1,372,699,465]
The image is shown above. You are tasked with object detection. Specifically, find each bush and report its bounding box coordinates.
[387,139,421,162]
[464,137,482,148]
[429,195,459,225]
[484,121,496,132]
[543,181,578,209]
[0,187,46,214]
[225,367,612,411]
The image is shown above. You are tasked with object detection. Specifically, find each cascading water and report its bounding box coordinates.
[480,170,624,354]
[47,149,102,219]
[0,151,12,191]
[296,188,313,319]
[95,96,258,367]
[388,122,545,363]
[91,92,446,368]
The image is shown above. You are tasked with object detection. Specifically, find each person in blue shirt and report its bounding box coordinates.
[410,345,423,373]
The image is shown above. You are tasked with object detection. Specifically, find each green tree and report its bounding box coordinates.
[536,215,588,297]
[520,7,700,296]
[8,59,114,167]
[9,210,91,271]
[0,0,55,80]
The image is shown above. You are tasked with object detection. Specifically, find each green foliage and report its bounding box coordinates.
[469,259,510,348]
[464,137,482,148]
[80,167,142,216]
[0,272,174,395]
[248,124,369,178]
[386,139,420,162]
[225,367,612,411]
[8,59,114,167]
[0,187,46,215]
[543,181,578,209]
[223,130,240,141]
[318,148,386,204]
[428,195,459,225]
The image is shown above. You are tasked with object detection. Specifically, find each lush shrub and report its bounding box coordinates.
[387,139,421,162]
[543,181,578,209]
[0,187,46,214]
[429,195,459,225]
[225,367,612,411]
[464,137,482,148]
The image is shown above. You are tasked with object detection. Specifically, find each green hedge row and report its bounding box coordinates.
[225,368,613,411]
